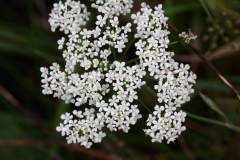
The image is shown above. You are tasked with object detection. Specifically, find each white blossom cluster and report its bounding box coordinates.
[132,3,196,143]
[179,29,197,44]
[91,0,133,18]
[48,0,90,34]
[56,108,106,148]
[40,0,197,148]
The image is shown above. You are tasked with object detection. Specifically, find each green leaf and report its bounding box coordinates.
[198,91,233,128]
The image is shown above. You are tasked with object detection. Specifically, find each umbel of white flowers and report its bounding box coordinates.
[40,0,197,148]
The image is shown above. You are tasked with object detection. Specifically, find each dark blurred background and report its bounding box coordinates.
[0,0,240,159]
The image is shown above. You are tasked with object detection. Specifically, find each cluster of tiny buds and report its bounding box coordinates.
[41,0,197,148]
[179,29,197,44]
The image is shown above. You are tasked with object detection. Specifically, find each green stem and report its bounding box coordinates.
[143,84,157,98]
[168,41,179,46]
[120,38,137,61]
[185,111,240,133]
[138,99,153,114]
[144,75,156,81]
[111,46,117,60]
[107,18,117,60]
[199,0,213,20]
[125,57,139,65]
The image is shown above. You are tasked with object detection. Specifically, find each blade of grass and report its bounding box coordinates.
[198,91,233,127]
[198,0,213,20]
[185,111,240,132]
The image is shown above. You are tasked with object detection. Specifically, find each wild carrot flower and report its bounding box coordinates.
[40,0,196,148]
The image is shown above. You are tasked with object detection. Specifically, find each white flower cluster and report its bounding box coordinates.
[48,0,90,34]
[91,0,133,18]
[132,3,196,144]
[179,29,197,44]
[40,0,197,148]
[56,108,106,148]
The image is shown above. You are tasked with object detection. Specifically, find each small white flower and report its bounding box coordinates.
[57,37,65,49]
[96,15,106,27]
[110,17,119,27]
[61,112,73,124]
[68,31,79,42]
[115,40,125,53]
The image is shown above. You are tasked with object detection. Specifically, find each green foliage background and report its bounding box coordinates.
[0,0,240,159]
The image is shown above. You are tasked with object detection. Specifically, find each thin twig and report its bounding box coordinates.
[175,38,240,63]
[0,139,115,160]
[189,44,240,102]
[144,0,154,9]
[178,136,197,160]
[0,84,53,136]
[144,0,240,104]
